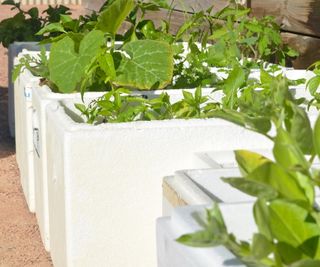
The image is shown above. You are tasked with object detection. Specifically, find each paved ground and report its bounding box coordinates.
[0,4,84,266]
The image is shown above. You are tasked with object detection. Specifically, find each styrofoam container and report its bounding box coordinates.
[44,99,271,267]
[14,52,218,251]
[8,42,50,137]
[14,67,41,212]
[32,87,104,251]
[31,86,217,252]
[157,203,255,267]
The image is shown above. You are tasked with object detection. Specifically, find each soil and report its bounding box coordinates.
[0,5,85,266]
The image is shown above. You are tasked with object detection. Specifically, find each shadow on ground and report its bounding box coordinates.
[0,86,15,158]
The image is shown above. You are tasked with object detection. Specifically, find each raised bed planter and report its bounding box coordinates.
[43,99,271,267]
[14,50,219,251]
[32,83,218,252]
[31,87,104,251]
[157,203,255,267]
[8,42,50,137]
[14,55,42,212]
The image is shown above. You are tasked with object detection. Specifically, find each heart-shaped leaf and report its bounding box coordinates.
[115,40,173,90]
[49,30,105,93]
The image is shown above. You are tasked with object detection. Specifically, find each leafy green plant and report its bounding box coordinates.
[75,86,221,124]
[306,61,320,110]
[207,5,298,67]
[177,76,320,267]
[0,0,70,48]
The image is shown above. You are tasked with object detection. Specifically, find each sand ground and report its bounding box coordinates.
[0,4,84,266]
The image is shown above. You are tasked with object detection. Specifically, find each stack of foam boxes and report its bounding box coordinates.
[13,47,315,266]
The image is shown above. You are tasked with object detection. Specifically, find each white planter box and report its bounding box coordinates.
[32,86,217,253]
[14,58,217,251]
[44,99,271,267]
[14,64,41,212]
[8,42,50,137]
[32,87,104,251]
[157,203,255,267]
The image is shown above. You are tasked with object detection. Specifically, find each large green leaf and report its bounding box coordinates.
[95,0,134,35]
[285,103,313,155]
[273,128,309,171]
[235,150,271,176]
[223,65,246,108]
[222,177,278,199]
[269,200,320,248]
[251,233,274,260]
[254,199,272,240]
[49,30,105,93]
[314,115,320,159]
[247,162,308,204]
[115,40,173,90]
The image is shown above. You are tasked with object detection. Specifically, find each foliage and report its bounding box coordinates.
[75,86,219,124]
[177,76,320,266]
[76,71,304,125]
[307,61,320,110]
[0,0,70,48]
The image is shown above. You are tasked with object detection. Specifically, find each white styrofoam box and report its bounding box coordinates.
[8,42,50,137]
[14,67,42,212]
[163,162,320,216]
[44,100,271,267]
[32,87,104,251]
[162,175,213,216]
[199,149,273,169]
[32,85,217,252]
[162,168,253,216]
[14,51,45,170]
[157,203,255,267]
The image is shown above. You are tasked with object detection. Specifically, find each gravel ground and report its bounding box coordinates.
[0,5,84,266]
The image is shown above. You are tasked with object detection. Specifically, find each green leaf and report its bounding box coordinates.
[222,177,278,199]
[223,65,246,108]
[235,150,271,176]
[115,40,173,90]
[314,115,320,159]
[273,128,309,170]
[37,22,66,35]
[176,230,221,248]
[291,259,320,267]
[48,30,105,93]
[276,242,302,265]
[247,162,308,204]
[95,0,134,35]
[269,200,320,248]
[252,233,273,260]
[285,104,313,155]
[177,204,228,248]
[307,76,320,95]
[254,199,272,240]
